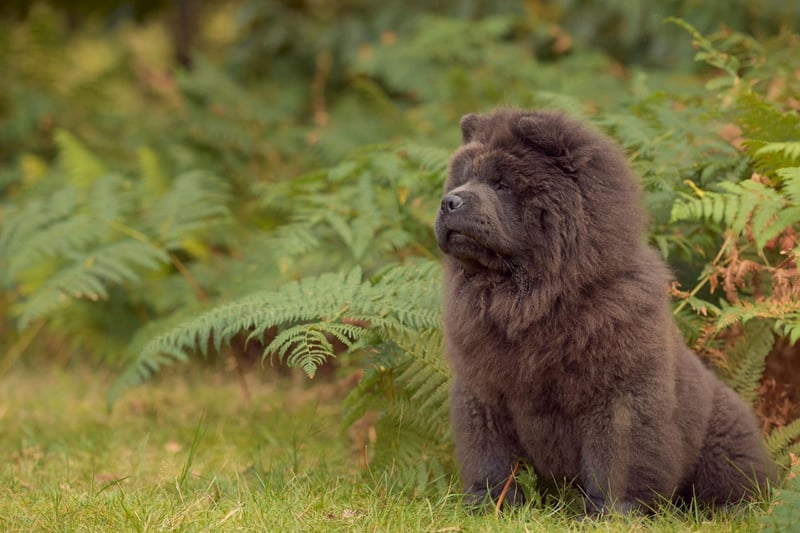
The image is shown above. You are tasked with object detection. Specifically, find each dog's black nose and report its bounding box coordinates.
[441,193,464,213]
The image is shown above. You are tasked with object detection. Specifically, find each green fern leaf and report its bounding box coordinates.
[54,130,108,188]
[0,187,78,261]
[755,142,800,163]
[399,144,450,176]
[671,179,790,250]
[736,93,800,143]
[369,394,453,495]
[723,320,775,405]
[17,239,168,328]
[766,418,800,467]
[146,170,231,250]
[777,167,800,204]
[392,331,449,422]
[111,267,365,400]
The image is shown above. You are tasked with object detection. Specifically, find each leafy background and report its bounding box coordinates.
[2,0,800,525]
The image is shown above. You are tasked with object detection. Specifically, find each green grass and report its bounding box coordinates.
[0,366,771,532]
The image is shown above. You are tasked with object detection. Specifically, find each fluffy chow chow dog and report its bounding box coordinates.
[434,108,776,514]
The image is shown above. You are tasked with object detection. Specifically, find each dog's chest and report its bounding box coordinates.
[510,405,583,479]
[449,328,595,413]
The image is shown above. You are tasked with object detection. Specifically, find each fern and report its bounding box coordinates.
[665,87,800,475]
[722,320,775,406]
[755,142,800,163]
[341,333,452,496]
[108,255,451,488]
[109,260,442,402]
[54,129,108,188]
[2,133,233,336]
[256,145,443,275]
[390,330,450,426]
[736,93,800,146]
[18,240,168,328]
[370,395,453,495]
[145,170,231,251]
[671,179,800,251]
[766,419,800,469]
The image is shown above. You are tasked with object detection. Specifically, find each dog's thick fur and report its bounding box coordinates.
[434,109,776,514]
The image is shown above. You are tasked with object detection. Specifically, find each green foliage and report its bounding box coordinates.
[761,461,800,532]
[557,0,799,68]
[341,329,452,494]
[3,1,800,504]
[1,131,232,354]
[666,20,800,486]
[765,419,800,470]
[671,178,800,251]
[110,258,449,490]
[723,321,775,407]
[257,144,445,277]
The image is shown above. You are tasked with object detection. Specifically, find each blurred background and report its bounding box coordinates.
[2,1,800,490]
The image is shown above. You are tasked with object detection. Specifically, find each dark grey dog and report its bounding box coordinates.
[434,108,776,514]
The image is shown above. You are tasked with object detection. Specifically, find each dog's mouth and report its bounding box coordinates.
[440,228,483,254]
[439,229,508,272]
[445,230,476,247]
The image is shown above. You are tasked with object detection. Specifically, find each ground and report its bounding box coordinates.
[0,366,768,532]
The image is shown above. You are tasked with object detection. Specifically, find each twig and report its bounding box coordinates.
[169,253,208,303]
[494,460,521,518]
[0,320,45,375]
[673,232,733,316]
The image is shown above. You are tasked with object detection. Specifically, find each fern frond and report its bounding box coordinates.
[110,259,442,405]
[146,170,231,250]
[88,173,139,221]
[238,267,364,344]
[265,222,321,265]
[111,267,366,400]
[6,213,100,278]
[266,321,368,378]
[0,187,78,261]
[666,18,740,79]
[773,441,800,474]
[4,175,141,280]
[54,130,108,188]
[359,260,442,333]
[777,167,800,205]
[17,239,168,328]
[755,142,800,163]
[340,363,390,431]
[369,393,453,495]
[392,330,449,423]
[766,418,800,468]
[716,300,800,334]
[736,93,800,144]
[399,144,450,176]
[671,180,795,250]
[723,320,775,405]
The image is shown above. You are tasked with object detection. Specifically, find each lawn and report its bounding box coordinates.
[0,366,771,532]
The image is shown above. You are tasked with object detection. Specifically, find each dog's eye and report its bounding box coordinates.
[494,180,511,192]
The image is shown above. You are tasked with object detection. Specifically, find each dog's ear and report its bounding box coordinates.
[518,114,590,173]
[460,113,483,144]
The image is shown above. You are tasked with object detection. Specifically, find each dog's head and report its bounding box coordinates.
[435,109,644,284]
